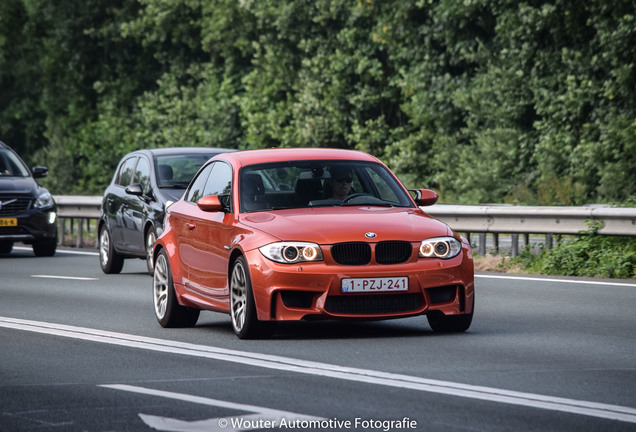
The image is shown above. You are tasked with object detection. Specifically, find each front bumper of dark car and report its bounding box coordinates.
[0,205,58,244]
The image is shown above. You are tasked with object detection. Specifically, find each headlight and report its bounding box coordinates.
[34,189,54,208]
[259,242,323,264]
[419,237,461,259]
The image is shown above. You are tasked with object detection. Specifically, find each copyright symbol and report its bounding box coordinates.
[218,418,228,428]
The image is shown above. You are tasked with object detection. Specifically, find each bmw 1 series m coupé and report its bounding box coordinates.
[152,148,474,338]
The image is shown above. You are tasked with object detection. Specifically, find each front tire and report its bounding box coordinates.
[145,227,156,275]
[153,249,199,328]
[230,256,270,339]
[0,241,14,255]
[33,237,57,257]
[99,225,124,274]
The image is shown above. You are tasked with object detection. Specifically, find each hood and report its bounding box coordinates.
[239,207,453,244]
[0,177,38,196]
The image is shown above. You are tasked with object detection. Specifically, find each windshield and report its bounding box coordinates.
[239,160,414,212]
[154,154,214,188]
[0,149,30,177]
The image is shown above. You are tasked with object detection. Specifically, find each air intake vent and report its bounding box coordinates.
[325,294,423,315]
[331,242,371,265]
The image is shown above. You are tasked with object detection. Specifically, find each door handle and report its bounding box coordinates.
[186,222,196,230]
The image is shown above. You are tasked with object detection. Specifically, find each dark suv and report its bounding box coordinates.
[99,147,233,275]
[0,141,58,256]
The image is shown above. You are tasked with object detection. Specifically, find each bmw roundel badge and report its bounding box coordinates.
[365,232,377,239]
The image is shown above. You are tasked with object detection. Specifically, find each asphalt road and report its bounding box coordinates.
[1,246,635,432]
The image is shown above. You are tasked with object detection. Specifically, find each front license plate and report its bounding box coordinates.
[0,218,17,227]
[342,277,408,293]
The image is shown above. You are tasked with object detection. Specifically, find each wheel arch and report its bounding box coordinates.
[97,218,106,235]
[143,220,156,239]
[228,248,272,321]
[228,248,244,275]
[152,242,165,267]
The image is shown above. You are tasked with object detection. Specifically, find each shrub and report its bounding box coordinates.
[513,221,636,279]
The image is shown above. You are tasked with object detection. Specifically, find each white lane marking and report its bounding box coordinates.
[101,384,322,432]
[14,246,98,256]
[31,275,98,281]
[2,316,636,424]
[476,274,636,288]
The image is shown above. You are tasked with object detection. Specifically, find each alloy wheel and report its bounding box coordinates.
[146,229,156,274]
[153,253,169,320]
[99,229,110,267]
[230,261,248,333]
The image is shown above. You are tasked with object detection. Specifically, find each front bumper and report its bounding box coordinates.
[244,247,475,322]
[0,208,57,244]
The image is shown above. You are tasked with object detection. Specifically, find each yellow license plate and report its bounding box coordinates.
[0,218,17,227]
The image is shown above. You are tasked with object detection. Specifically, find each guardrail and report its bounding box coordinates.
[53,196,636,255]
[426,204,636,256]
[54,195,102,248]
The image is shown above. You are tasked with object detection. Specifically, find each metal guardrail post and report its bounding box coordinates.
[511,234,519,258]
[59,219,66,246]
[479,233,486,255]
[77,220,84,248]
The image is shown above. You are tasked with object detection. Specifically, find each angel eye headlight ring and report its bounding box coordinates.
[302,246,319,261]
[419,237,461,259]
[282,245,300,262]
[260,242,324,264]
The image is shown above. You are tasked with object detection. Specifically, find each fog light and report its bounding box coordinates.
[48,212,57,224]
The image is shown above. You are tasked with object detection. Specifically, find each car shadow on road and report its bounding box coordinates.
[192,317,473,340]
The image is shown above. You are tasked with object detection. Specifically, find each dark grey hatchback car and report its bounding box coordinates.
[0,141,58,256]
[98,147,233,275]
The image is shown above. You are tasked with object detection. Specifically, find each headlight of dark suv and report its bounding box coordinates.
[34,188,54,209]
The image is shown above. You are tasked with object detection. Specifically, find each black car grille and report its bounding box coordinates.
[376,241,412,264]
[331,242,371,265]
[0,197,32,216]
[331,241,413,265]
[324,293,423,315]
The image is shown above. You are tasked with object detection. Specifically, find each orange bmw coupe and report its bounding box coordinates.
[152,148,474,338]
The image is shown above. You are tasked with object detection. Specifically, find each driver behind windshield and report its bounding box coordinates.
[326,166,353,200]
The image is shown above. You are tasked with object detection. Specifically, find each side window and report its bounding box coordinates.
[203,162,232,197]
[185,164,213,203]
[133,156,151,193]
[116,157,137,186]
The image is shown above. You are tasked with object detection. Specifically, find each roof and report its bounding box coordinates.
[215,148,380,167]
[138,147,235,157]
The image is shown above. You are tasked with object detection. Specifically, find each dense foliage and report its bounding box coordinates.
[1,0,635,204]
[512,222,636,279]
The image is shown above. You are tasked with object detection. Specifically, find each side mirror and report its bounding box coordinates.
[125,183,144,196]
[410,188,439,206]
[32,166,48,179]
[197,195,224,212]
